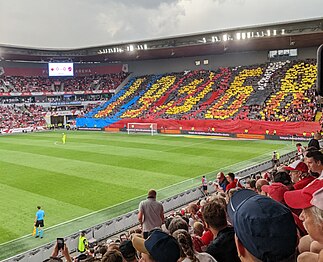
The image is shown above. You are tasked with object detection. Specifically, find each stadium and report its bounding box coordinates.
[1,13,323,262]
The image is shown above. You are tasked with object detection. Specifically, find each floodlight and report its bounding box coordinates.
[127,45,134,52]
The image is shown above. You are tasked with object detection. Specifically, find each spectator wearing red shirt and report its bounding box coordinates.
[225,172,242,192]
[200,229,214,247]
[285,160,316,190]
[261,182,307,236]
[191,221,207,252]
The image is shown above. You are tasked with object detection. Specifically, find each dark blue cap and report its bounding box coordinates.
[145,230,180,262]
[227,189,297,262]
[132,229,180,262]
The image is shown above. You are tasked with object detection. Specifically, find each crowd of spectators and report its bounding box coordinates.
[44,146,323,262]
[0,104,46,129]
[0,102,101,130]
[95,75,163,119]
[0,59,318,124]
[248,59,317,122]
[0,76,53,92]
[92,59,318,123]
[0,72,128,93]
[0,95,111,105]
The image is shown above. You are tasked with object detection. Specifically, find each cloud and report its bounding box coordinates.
[0,0,322,48]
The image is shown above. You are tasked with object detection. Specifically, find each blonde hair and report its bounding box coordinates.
[193,221,204,236]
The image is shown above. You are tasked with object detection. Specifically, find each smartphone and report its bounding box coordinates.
[57,238,64,251]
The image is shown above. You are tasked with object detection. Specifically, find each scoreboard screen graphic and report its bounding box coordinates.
[48,63,74,77]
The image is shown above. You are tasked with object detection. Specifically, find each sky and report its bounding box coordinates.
[0,0,322,49]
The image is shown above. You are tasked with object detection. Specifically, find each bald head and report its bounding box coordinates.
[255,179,269,194]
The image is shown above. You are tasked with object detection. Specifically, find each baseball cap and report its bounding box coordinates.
[227,189,297,262]
[119,240,136,260]
[261,182,289,203]
[284,179,323,209]
[106,239,114,245]
[284,160,308,173]
[311,188,323,210]
[132,230,180,262]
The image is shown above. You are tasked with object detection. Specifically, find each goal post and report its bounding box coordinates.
[127,123,158,135]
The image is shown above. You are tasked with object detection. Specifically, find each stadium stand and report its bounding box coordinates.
[75,59,320,136]
[0,72,128,93]
[0,59,318,134]
[87,59,317,123]
[0,104,46,130]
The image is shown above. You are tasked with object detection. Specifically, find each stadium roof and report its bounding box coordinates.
[1,17,323,63]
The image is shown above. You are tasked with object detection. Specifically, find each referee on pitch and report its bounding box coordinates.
[34,206,45,238]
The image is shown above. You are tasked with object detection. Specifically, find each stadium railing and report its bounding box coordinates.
[1,151,296,262]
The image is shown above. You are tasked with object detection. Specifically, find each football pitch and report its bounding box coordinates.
[0,131,293,259]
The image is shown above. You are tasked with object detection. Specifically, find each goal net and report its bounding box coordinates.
[127,123,158,135]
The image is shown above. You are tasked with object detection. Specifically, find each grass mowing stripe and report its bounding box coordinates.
[0,149,187,185]
[5,131,282,152]
[0,135,287,171]
[0,160,145,210]
[0,137,252,168]
[0,142,215,176]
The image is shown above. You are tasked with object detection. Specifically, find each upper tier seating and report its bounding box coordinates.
[0,72,129,93]
[90,59,317,122]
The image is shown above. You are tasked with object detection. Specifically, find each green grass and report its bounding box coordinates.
[0,131,293,259]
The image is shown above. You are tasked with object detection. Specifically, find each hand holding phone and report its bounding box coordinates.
[57,238,64,251]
